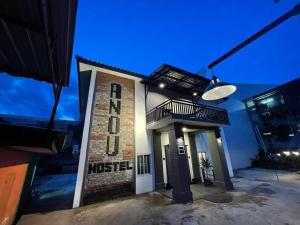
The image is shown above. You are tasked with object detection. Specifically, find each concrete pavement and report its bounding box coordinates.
[18,168,300,225]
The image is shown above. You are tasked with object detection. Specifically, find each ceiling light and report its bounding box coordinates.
[202,75,236,101]
[283,151,291,156]
[182,127,187,132]
[159,83,165,88]
[276,153,281,157]
[193,92,198,96]
[261,98,274,104]
[292,152,299,156]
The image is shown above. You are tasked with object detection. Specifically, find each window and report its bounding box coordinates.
[137,155,151,175]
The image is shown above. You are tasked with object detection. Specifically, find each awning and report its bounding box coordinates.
[0,0,78,86]
[144,64,210,97]
[0,123,67,154]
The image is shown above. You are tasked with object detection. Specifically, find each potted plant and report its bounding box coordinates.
[200,155,213,186]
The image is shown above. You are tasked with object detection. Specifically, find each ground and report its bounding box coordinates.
[23,173,77,213]
[18,168,300,225]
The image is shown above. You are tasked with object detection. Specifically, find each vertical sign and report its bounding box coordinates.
[84,72,135,204]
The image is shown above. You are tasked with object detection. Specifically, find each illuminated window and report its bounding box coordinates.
[137,155,151,175]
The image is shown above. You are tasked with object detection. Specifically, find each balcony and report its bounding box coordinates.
[146,99,229,129]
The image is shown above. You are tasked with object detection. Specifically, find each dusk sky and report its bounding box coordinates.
[0,0,299,120]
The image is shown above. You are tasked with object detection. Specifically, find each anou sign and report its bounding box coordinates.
[85,72,135,202]
[88,82,133,174]
[106,83,121,156]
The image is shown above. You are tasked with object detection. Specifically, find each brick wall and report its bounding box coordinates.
[83,71,135,204]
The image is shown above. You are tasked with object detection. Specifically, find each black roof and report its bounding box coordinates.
[0,0,78,86]
[76,55,147,79]
[0,123,67,154]
[245,77,300,102]
[145,64,210,96]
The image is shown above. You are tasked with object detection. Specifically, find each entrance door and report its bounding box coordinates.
[164,145,172,189]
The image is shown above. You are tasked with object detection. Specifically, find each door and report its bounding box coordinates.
[164,145,172,188]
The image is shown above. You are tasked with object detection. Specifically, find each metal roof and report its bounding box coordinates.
[145,64,210,96]
[0,123,67,154]
[0,0,78,86]
[76,55,147,79]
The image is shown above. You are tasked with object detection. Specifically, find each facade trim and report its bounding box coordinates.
[76,55,147,79]
[73,70,96,208]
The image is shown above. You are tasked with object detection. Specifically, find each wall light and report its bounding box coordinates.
[292,152,299,156]
[276,153,281,157]
[193,92,198,96]
[283,151,291,156]
[182,127,187,132]
[159,83,165,88]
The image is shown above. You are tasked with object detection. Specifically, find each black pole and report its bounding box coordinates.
[48,84,62,130]
[208,3,300,69]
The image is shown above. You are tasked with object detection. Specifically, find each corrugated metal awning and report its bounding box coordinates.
[0,0,78,86]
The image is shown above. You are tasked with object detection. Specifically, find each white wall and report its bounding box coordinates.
[135,78,154,194]
[183,132,194,180]
[195,132,211,158]
[146,89,192,111]
[219,83,276,170]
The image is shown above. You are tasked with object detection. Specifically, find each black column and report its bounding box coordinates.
[209,128,234,190]
[188,133,202,183]
[168,123,193,203]
[153,131,165,190]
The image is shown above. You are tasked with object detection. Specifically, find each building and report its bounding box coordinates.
[245,78,300,155]
[0,1,78,224]
[219,83,276,169]
[73,56,243,206]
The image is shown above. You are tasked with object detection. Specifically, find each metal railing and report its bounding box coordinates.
[146,99,229,125]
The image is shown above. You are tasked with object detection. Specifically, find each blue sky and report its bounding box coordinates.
[0,0,299,120]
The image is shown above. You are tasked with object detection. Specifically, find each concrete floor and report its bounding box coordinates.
[159,183,226,201]
[18,168,300,225]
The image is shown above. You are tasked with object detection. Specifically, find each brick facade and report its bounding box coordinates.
[84,71,135,204]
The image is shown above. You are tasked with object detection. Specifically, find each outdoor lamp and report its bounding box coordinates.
[202,75,236,101]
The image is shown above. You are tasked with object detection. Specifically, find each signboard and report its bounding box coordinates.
[84,72,135,204]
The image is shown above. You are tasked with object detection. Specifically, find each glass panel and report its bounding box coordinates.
[137,156,141,175]
[144,155,148,174]
[140,155,144,174]
[147,155,150,174]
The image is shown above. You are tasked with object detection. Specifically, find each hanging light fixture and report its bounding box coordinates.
[202,74,236,101]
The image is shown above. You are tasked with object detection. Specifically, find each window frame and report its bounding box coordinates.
[137,154,151,175]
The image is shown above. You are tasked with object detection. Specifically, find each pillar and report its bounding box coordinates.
[207,128,234,190]
[168,123,193,203]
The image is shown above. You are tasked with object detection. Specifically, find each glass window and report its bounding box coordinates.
[137,155,150,175]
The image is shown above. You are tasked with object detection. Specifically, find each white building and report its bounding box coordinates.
[73,56,274,207]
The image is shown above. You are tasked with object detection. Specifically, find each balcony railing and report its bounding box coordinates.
[146,99,229,125]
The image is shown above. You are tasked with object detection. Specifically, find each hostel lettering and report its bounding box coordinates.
[88,161,133,174]
[106,83,121,156]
